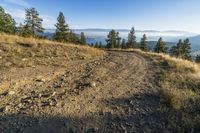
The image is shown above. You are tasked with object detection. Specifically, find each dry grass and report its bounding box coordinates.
[0,34,105,68]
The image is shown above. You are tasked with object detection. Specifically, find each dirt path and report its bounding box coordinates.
[0,51,162,133]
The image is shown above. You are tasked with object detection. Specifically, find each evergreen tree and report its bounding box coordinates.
[106,29,120,48]
[140,34,148,51]
[170,39,182,57]
[0,6,16,34]
[91,43,94,47]
[17,23,32,37]
[154,37,168,53]
[182,38,191,60]
[25,8,44,37]
[196,55,200,63]
[116,36,121,48]
[127,27,136,48]
[80,32,86,45]
[69,30,78,44]
[170,39,191,60]
[99,42,103,48]
[95,42,99,48]
[121,39,127,49]
[54,12,69,42]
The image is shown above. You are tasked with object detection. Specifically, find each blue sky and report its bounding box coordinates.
[1,0,200,33]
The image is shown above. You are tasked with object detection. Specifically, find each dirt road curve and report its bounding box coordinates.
[0,51,162,133]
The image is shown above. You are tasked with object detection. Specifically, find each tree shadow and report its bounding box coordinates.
[1,90,199,133]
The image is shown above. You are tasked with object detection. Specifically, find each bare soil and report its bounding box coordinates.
[0,51,164,133]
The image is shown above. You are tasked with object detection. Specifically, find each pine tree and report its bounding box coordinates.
[54,12,69,42]
[170,39,183,57]
[25,8,44,37]
[69,30,78,44]
[170,39,191,60]
[121,39,126,49]
[182,38,191,60]
[0,6,16,34]
[80,32,86,45]
[17,23,32,37]
[154,37,168,53]
[116,35,121,48]
[127,27,136,48]
[196,55,200,63]
[16,23,24,36]
[95,42,99,48]
[99,42,103,48]
[140,34,148,51]
[91,43,94,47]
[106,29,120,48]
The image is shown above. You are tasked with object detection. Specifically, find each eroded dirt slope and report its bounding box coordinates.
[0,51,163,133]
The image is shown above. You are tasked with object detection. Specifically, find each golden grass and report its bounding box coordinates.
[0,34,104,56]
[132,49,200,74]
[0,34,105,67]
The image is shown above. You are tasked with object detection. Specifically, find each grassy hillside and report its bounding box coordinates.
[0,34,105,68]
[132,49,200,131]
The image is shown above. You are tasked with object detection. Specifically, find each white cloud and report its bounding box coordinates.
[3,6,56,28]
[6,8,25,20]
[4,0,30,7]
[4,8,56,29]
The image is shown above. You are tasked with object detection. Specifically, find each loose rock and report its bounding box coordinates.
[89,81,96,87]
[36,77,46,82]
[8,91,15,95]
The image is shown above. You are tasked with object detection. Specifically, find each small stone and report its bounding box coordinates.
[130,100,134,105]
[22,58,27,61]
[36,77,46,82]
[18,103,23,108]
[38,93,42,98]
[8,91,15,95]
[90,81,96,87]
[73,89,78,92]
[52,91,56,96]
[5,62,12,67]
[5,105,11,112]
[50,101,56,106]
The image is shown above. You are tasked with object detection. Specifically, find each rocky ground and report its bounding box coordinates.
[0,51,165,133]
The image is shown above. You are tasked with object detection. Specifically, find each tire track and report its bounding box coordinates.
[0,51,161,133]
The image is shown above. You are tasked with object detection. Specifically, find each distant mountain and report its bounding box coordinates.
[42,29,200,53]
[188,35,200,54]
[44,29,197,37]
[189,35,200,44]
[148,41,176,51]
